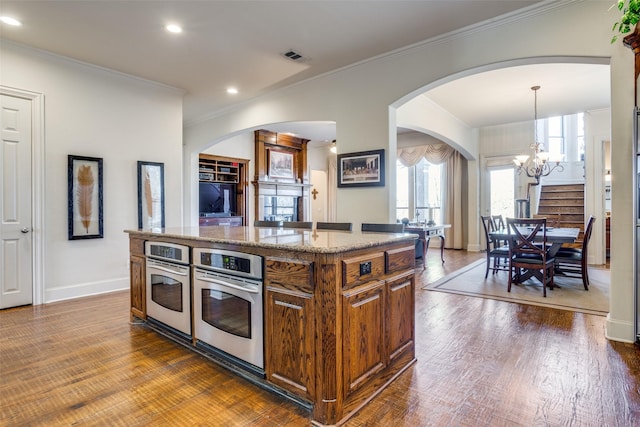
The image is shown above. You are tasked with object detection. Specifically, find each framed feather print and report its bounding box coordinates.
[137,161,165,230]
[68,155,104,240]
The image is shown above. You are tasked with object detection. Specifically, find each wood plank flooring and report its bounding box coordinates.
[1,250,638,426]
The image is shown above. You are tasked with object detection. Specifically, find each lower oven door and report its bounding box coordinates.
[193,268,263,369]
[146,259,191,336]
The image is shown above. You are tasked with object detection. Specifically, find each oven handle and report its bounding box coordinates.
[196,276,260,294]
[148,264,188,277]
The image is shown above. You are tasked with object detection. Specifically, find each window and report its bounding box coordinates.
[396,158,443,224]
[538,112,584,162]
[545,116,564,158]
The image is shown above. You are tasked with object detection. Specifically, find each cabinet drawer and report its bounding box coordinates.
[342,252,385,288]
[265,258,314,293]
[425,228,443,237]
[386,245,415,274]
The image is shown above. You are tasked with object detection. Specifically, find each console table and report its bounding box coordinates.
[404,224,451,268]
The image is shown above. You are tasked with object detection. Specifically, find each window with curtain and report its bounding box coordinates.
[396,158,443,224]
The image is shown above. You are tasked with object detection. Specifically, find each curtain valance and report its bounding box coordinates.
[397,143,455,167]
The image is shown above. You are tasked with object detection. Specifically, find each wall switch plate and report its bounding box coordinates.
[360,261,372,276]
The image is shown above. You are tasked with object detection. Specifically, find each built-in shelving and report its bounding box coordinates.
[199,155,240,183]
[198,154,249,226]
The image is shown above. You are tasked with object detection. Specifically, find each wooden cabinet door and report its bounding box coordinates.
[386,272,415,362]
[342,280,386,397]
[265,287,314,400]
[264,258,315,400]
[130,255,145,320]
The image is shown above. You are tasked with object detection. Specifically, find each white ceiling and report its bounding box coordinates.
[0,1,610,142]
[426,62,611,129]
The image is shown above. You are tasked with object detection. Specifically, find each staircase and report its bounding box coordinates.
[536,184,585,248]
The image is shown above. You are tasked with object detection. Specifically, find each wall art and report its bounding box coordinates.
[268,149,294,179]
[337,149,385,187]
[137,161,165,229]
[68,155,103,239]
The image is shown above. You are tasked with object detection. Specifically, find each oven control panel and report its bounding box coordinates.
[145,241,190,265]
[193,248,262,280]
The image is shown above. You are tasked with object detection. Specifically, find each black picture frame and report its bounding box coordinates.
[337,149,385,188]
[68,155,104,240]
[137,161,165,229]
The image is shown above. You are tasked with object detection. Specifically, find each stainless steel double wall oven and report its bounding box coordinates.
[144,241,264,373]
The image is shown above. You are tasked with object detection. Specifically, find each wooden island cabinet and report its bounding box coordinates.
[126,226,417,426]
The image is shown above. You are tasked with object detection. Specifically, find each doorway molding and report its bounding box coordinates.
[1,86,45,305]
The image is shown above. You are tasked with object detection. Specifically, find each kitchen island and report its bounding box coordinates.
[127,226,417,426]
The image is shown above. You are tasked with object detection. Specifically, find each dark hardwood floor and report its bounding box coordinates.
[1,250,638,426]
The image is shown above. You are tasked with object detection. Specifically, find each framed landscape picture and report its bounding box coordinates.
[268,149,294,179]
[68,155,103,240]
[337,149,385,188]
[137,161,165,229]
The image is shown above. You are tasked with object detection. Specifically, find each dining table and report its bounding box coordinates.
[489,226,581,284]
[489,226,580,257]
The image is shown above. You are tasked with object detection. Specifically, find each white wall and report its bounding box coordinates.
[397,95,478,159]
[1,42,184,302]
[184,1,636,342]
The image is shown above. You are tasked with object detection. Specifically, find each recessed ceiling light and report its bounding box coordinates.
[166,24,182,34]
[226,87,238,95]
[1,16,22,26]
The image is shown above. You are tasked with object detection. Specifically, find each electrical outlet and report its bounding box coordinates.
[360,261,372,276]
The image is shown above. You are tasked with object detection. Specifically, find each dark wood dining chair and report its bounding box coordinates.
[480,215,510,278]
[283,221,313,229]
[361,223,404,233]
[254,220,283,227]
[491,214,508,248]
[554,215,595,290]
[316,222,353,231]
[491,214,505,230]
[506,217,555,297]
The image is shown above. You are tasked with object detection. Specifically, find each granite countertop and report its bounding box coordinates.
[125,226,417,254]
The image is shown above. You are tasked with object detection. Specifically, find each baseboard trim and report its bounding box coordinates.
[45,277,129,303]
[605,313,636,343]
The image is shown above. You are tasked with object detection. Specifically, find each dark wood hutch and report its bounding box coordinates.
[253,129,312,222]
[198,154,249,226]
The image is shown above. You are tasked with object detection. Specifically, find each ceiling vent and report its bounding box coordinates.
[281,49,308,62]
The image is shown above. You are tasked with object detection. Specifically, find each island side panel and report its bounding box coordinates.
[312,242,416,426]
[129,236,146,321]
[336,243,416,425]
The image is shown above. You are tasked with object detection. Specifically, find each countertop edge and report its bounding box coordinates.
[125,229,418,254]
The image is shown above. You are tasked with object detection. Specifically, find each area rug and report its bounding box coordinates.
[422,259,609,316]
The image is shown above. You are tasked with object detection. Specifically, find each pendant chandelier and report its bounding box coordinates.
[513,85,563,184]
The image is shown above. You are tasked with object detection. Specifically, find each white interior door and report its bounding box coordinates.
[0,94,33,308]
[310,170,327,223]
